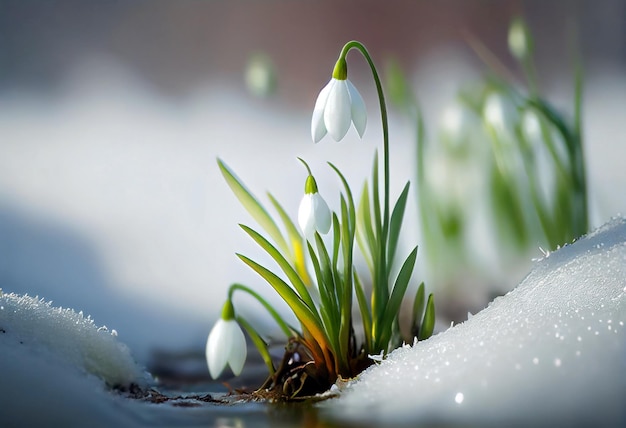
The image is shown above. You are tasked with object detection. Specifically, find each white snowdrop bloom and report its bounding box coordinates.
[483,92,518,139]
[311,77,367,143]
[439,103,478,153]
[206,302,247,379]
[298,191,332,240]
[508,17,533,61]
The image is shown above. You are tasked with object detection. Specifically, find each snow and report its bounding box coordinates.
[0,292,147,387]
[325,217,626,426]
[0,219,624,427]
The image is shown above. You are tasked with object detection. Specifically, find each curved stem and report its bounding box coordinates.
[236,315,276,376]
[228,283,295,338]
[339,40,392,351]
[339,41,390,247]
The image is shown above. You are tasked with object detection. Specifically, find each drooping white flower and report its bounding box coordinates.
[311,78,367,143]
[508,17,533,61]
[206,301,247,379]
[298,175,331,240]
[483,92,518,140]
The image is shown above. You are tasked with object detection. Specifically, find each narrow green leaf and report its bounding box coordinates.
[218,159,290,255]
[267,192,310,285]
[411,282,425,330]
[353,271,372,353]
[314,232,339,320]
[378,246,418,348]
[331,213,341,275]
[418,293,435,340]
[236,315,276,375]
[387,181,411,271]
[356,181,376,274]
[328,162,356,224]
[236,254,329,349]
[240,224,316,310]
[371,151,382,236]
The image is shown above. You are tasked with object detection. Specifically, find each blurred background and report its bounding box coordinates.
[0,0,624,373]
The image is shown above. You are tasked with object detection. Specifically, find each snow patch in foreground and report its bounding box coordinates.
[0,292,147,387]
[326,217,626,426]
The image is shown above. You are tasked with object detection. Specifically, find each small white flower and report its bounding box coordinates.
[298,191,331,240]
[483,92,518,139]
[311,77,367,143]
[206,316,247,379]
[508,17,533,61]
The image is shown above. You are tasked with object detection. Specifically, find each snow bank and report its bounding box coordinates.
[0,292,147,386]
[326,217,626,426]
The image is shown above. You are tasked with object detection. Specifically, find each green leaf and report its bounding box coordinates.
[313,232,339,320]
[218,159,290,256]
[378,246,418,349]
[239,225,316,311]
[387,181,410,272]
[418,293,435,340]
[371,151,382,237]
[236,315,275,375]
[411,282,425,333]
[328,162,356,226]
[267,192,310,284]
[356,181,376,274]
[236,254,329,349]
[353,271,372,352]
[331,213,341,274]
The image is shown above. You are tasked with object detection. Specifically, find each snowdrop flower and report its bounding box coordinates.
[483,92,518,140]
[298,174,331,240]
[311,58,367,143]
[206,300,247,379]
[508,17,533,61]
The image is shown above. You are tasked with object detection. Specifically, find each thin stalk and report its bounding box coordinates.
[237,315,276,376]
[339,40,392,353]
[228,283,295,338]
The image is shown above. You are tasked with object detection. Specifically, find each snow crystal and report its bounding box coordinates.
[325,217,626,426]
[0,292,147,387]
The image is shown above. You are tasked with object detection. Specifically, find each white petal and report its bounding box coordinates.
[206,319,228,379]
[311,80,332,143]
[298,194,315,238]
[347,79,367,138]
[312,193,331,234]
[324,79,352,141]
[224,321,247,376]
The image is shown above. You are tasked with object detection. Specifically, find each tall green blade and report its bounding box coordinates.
[218,159,290,255]
[387,181,410,272]
[240,225,317,311]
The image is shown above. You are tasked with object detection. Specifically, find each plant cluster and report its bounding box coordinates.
[206,41,434,399]
[386,17,588,303]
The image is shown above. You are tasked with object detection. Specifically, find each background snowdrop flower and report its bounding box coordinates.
[298,174,331,240]
[206,300,247,379]
[483,92,518,140]
[311,58,367,143]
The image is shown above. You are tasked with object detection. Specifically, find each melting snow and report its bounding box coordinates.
[326,217,626,426]
[0,292,147,387]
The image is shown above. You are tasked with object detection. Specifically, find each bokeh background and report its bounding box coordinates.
[1,0,624,366]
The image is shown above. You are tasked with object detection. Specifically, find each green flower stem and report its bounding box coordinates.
[236,315,275,376]
[228,283,295,338]
[339,40,390,255]
[338,41,391,351]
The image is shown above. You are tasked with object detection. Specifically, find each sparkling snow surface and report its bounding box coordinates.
[327,217,626,426]
[0,292,146,387]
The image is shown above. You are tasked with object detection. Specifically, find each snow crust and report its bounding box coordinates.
[327,217,626,426]
[0,292,147,387]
